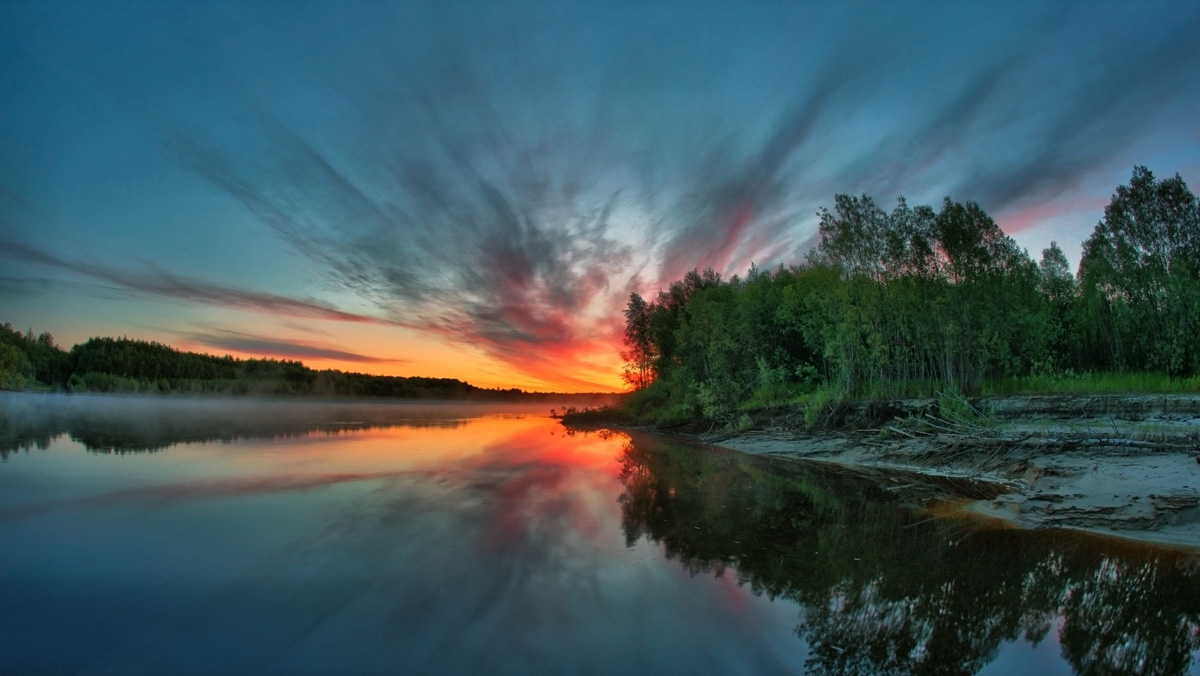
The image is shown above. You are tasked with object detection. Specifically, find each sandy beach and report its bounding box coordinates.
[706,394,1200,549]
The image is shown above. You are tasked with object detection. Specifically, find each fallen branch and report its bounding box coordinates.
[917,432,1196,454]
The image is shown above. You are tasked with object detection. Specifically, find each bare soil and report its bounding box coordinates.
[712,394,1200,549]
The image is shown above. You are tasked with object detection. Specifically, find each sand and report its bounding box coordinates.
[710,394,1200,550]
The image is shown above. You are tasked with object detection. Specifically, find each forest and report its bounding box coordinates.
[620,166,1200,422]
[0,328,534,399]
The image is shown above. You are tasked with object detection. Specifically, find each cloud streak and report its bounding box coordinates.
[130,6,1200,386]
[0,236,403,327]
[183,328,405,365]
[140,63,639,388]
[4,2,1199,389]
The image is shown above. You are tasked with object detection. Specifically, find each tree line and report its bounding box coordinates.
[0,328,542,399]
[621,166,1200,420]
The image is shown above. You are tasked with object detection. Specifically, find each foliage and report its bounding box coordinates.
[620,292,656,390]
[0,342,33,390]
[0,324,70,389]
[935,388,994,429]
[1078,166,1200,375]
[616,167,1200,421]
[735,413,755,432]
[0,325,558,400]
[801,386,843,431]
[982,371,1200,396]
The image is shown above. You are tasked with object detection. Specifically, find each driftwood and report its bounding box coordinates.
[933,434,1196,453]
[892,408,1198,457]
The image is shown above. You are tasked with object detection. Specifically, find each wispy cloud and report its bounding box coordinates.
[138,8,1200,384]
[653,41,884,281]
[0,184,35,209]
[5,1,1198,389]
[183,328,404,365]
[0,236,403,326]
[945,11,1200,215]
[145,69,638,387]
[0,275,118,298]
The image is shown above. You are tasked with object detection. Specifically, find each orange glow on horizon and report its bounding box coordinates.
[168,319,628,394]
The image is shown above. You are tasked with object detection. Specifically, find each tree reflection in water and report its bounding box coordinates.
[616,433,1200,676]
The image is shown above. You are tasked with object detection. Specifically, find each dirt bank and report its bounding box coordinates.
[710,394,1200,549]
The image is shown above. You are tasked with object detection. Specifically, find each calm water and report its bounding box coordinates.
[1,393,1198,676]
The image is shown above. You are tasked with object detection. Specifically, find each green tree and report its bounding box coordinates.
[0,342,33,389]
[1036,242,1078,372]
[621,292,657,390]
[1079,166,1200,375]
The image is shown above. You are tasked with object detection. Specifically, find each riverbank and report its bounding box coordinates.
[569,394,1200,549]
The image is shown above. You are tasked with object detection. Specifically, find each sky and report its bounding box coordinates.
[2,1,1199,392]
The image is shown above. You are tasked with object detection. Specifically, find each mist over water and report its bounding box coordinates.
[0,392,612,457]
[0,393,1197,675]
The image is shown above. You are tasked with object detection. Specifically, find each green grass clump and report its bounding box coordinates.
[982,371,1200,396]
[800,385,844,430]
[736,413,755,432]
[935,388,995,429]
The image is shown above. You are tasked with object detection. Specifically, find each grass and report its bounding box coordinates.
[736,413,755,432]
[981,372,1200,396]
[800,385,845,430]
[561,370,1200,432]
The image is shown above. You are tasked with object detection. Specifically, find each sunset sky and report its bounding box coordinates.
[2,2,1199,392]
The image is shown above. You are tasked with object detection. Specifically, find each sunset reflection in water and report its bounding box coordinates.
[1,395,1197,675]
[0,400,801,675]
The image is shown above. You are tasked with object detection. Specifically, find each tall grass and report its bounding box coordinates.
[981,372,1200,396]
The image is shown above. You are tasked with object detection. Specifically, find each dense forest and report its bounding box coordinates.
[0,328,544,399]
[620,166,1200,421]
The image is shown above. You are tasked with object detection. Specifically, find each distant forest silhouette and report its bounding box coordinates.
[0,327,602,399]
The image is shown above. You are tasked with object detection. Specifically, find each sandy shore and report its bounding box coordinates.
[710,394,1200,549]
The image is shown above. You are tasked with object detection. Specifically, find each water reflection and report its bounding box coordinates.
[1,393,1198,675]
[0,393,551,456]
[617,432,1200,676]
[0,396,811,674]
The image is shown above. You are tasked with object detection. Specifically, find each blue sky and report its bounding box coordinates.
[2,1,1199,390]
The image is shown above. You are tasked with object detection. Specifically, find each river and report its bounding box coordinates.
[1,393,1197,675]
